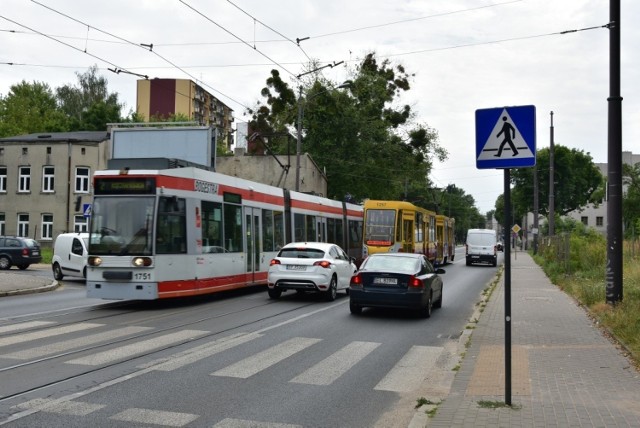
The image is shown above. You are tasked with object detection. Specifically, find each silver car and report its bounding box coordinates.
[267,242,357,301]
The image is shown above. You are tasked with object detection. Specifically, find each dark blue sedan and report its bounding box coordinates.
[349,253,445,317]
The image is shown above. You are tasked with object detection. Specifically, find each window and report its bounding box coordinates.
[581,216,588,226]
[47,147,52,155]
[74,215,88,233]
[0,166,6,192]
[261,209,285,252]
[156,197,187,254]
[19,166,31,192]
[17,213,29,237]
[75,167,90,193]
[41,214,53,240]
[223,202,242,252]
[201,201,223,250]
[0,213,5,235]
[596,216,604,227]
[42,166,55,192]
[22,148,28,155]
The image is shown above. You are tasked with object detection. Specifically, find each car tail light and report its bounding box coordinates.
[269,259,281,266]
[350,273,362,285]
[313,260,331,268]
[22,249,29,256]
[408,275,423,288]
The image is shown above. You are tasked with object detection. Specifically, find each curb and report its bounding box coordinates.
[0,281,60,297]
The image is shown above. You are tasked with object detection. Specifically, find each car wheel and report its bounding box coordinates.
[419,293,433,318]
[349,301,362,315]
[17,264,29,270]
[268,288,282,299]
[53,263,64,280]
[466,259,471,266]
[0,256,10,270]
[492,259,497,267]
[433,286,443,309]
[324,276,337,301]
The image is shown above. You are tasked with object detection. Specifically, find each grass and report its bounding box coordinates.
[533,232,640,367]
[41,247,53,264]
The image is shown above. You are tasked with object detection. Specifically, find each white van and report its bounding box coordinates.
[52,232,89,280]
[465,229,497,267]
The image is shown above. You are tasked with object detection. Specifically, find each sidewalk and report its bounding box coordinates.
[425,251,640,428]
[0,264,59,297]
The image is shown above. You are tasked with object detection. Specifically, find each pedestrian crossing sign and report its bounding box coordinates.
[475,105,536,169]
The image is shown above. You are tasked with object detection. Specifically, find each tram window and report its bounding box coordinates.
[202,201,222,251]
[274,210,284,250]
[348,220,362,251]
[306,216,317,241]
[157,196,186,254]
[294,213,305,242]
[223,203,242,252]
[262,210,274,252]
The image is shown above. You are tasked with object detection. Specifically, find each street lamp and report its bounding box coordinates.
[295,82,351,192]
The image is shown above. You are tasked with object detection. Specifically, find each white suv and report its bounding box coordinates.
[267,242,357,301]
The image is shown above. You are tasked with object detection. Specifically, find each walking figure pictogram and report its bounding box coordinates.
[495,116,518,157]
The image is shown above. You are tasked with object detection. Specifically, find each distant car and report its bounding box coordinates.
[0,236,42,270]
[52,232,89,280]
[267,242,357,301]
[465,228,498,267]
[349,253,445,317]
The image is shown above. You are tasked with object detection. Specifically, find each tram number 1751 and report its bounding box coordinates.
[133,272,152,280]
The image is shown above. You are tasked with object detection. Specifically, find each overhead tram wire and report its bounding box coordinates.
[225,0,312,62]
[178,0,298,80]
[0,15,146,79]
[29,0,249,111]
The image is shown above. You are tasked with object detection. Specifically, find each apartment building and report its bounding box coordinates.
[0,132,110,246]
[136,78,235,151]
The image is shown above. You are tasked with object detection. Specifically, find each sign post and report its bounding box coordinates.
[476,105,536,406]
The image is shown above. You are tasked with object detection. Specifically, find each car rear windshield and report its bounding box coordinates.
[278,248,325,259]
[362,256,418,273]
[467,234,495,246]
[24,239,39,248]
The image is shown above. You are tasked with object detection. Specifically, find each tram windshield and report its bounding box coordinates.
[89,196,155,256]
[364,209,396,245]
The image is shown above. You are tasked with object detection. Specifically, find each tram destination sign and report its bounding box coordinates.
[94,177,157,195]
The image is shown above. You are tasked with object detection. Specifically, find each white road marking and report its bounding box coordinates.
[290,341,380,385]
[213,418,302,428]
[0,323,103,348]
[3,326,152,359]
[212,337,321,378]
[65,329,208,366]
[0,321,55,334]
[374,345,443,392]
[110,408,199,427]
[13,398,105,416]
[138,332,262,371]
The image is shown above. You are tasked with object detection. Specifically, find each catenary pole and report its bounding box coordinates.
[606,0,623,304]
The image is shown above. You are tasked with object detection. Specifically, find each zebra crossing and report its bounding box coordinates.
[2,320,446,427]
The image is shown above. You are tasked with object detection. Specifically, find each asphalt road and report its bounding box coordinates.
[0,247,503,427]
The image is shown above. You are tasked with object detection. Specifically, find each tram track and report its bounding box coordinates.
[0,294,333,403]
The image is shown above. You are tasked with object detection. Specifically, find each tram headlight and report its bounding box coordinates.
[132,257,153,267]
[88,256,102,266]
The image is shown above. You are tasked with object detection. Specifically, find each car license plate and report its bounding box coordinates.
[286,265,306,271]
[32,251,40,256]
[373,277,397,285]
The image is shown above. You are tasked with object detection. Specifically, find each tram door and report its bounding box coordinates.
[317,218,327,242]
[244,207,262,282]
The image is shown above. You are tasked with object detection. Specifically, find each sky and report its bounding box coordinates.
[1,0,638,214]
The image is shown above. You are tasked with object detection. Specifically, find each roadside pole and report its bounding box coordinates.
[503,168,512,406]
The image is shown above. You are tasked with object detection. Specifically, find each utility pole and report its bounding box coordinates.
[548,111,555,236]
[533,164,539,255]
[295,86,303,192]
[606,0,623,304]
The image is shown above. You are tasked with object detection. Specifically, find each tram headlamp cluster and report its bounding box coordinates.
[88,256,102,266]
[132,257,153,267]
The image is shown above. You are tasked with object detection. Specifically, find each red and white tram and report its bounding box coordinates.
[86,166,363,300]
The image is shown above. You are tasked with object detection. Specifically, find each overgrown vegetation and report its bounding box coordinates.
[533,228,640,366]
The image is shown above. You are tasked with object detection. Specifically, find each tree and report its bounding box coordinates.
[509,145,603,218]
[623,162,640,236]
[0,81,69,137]
[248,53,446,202]
[56,65,123,130]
